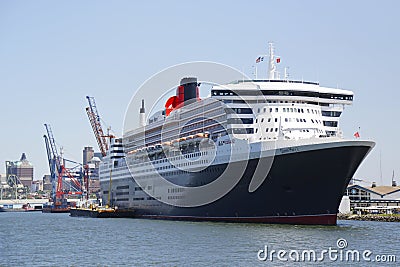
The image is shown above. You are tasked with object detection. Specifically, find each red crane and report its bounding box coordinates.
[44,124,82,210]
[85,96,109,157]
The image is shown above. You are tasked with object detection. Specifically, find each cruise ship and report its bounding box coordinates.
[99,44,374,225]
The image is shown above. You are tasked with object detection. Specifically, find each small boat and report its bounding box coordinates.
[70,205,135,218]
[42,202,71,213]
[22,203,37,212]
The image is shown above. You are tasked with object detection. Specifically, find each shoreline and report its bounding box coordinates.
[338,213,400,222]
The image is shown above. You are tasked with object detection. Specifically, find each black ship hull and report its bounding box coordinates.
[102,141,373,225]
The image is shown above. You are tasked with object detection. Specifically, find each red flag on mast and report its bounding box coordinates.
[354,132,360,138]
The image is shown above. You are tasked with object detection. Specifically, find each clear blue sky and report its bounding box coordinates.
[1,0,399,186]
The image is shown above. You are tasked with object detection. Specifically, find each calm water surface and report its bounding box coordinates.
[0,212,398,266]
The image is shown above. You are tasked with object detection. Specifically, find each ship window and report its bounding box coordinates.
[256,128,258,133]
[263,108,266,112]
[274,118,278,122]
[283,108,286,112]
[323,121,338,127]
[266,128,269,132]
[275,108,278,112]
[116,185,129,190]
[261,118,264,122]
[307,109,310,113]
[290,108,293,112]
[269,108,272,112]
[285,118,288,122]
[270,128,273,132]
[228,128,254,134]
[256,119,258,123]
[229,108,253,114]
[275,128,278,132]
[268,118,271,122]
[311,119,314,123]
[258,108,260,113]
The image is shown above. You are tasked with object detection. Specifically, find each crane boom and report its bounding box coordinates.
[43,134,57,202]
[43,135,53,173]
[86,96,108,157]
[44,124,61,172]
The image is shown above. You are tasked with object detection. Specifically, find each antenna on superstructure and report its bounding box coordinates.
[392,170,397,187]
[252,65,258,79]
[284,67,290,81]
[379,150,383,185]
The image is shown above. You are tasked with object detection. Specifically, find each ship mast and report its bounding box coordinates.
[139,99,146,127]
[268,42,278,80]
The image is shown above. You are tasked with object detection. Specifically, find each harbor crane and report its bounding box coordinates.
[43,124,83,211]
[85,96,112,157]
[85,96,116,206]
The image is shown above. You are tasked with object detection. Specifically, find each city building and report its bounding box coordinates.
[83,146,94,166]
[0,173,6,185]
[42,174,52,191]
[87,156,101,194]
[31,180,43,192]
[5,153,34,187]
[82,146,101,194]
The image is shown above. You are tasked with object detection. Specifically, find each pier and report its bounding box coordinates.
[338,213,400,222]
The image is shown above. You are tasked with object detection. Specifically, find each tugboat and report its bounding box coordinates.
[70,166,135,218]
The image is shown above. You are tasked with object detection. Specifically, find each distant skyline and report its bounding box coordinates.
[1,1,399,186]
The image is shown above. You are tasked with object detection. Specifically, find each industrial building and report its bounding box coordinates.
[345,182,400,214]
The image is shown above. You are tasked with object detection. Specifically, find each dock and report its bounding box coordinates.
[338,213,400,222]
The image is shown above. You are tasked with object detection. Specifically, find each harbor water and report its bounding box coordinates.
[0,212,398,266]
